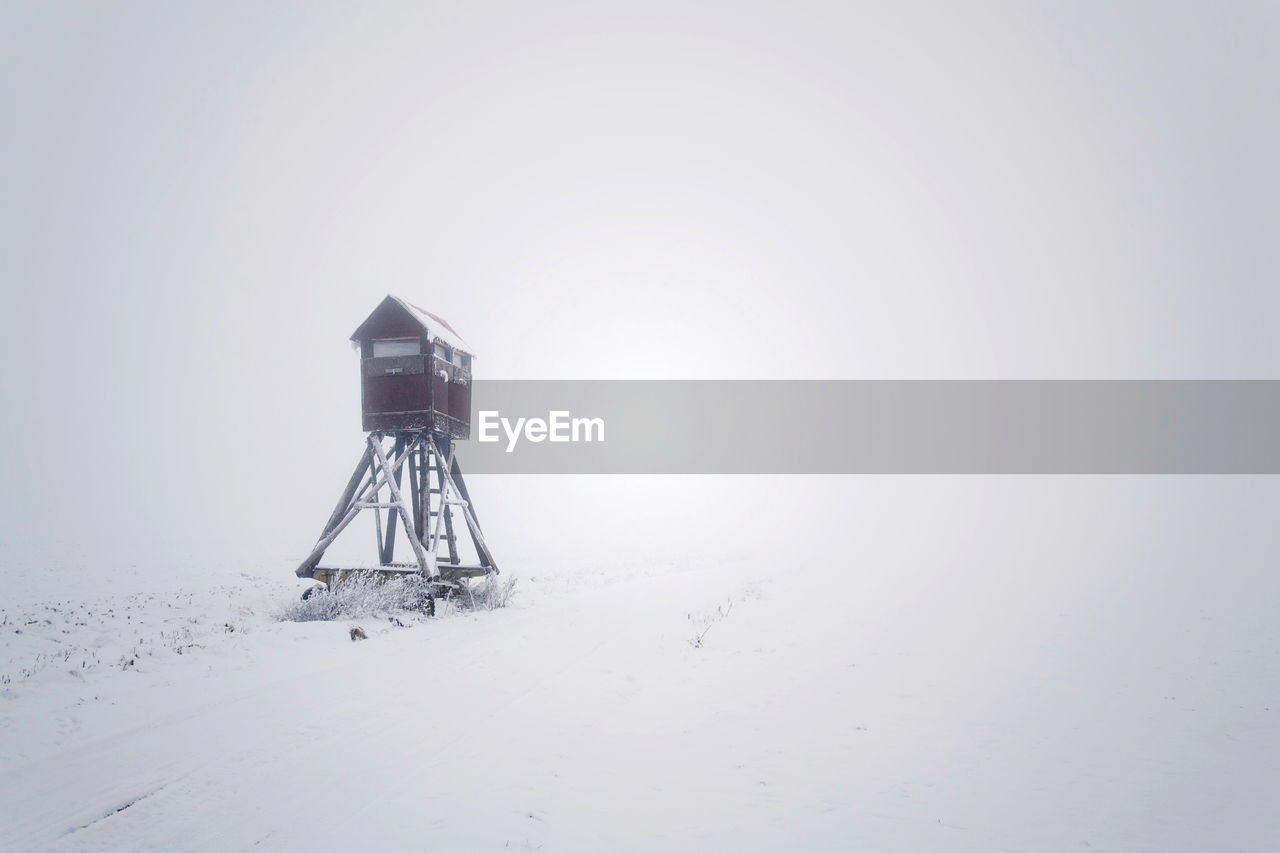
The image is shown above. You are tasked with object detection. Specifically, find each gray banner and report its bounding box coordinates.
[452,381,1280,474]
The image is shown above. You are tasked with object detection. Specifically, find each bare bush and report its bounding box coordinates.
[276,572,517,623]
[275,574,433,623]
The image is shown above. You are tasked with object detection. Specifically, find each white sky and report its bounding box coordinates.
[1,1,1277,569]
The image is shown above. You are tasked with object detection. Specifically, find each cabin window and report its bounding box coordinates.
[371,338,421,358]
[434,342,451,360]
[459,354,471,370]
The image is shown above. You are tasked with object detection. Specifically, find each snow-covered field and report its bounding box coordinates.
[1,477,1277,852]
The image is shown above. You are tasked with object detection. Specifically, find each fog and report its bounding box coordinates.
[2,0,1278,579]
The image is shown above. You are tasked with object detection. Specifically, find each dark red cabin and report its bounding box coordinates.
[350,295,474,436]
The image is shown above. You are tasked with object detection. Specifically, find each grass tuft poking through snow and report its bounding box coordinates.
[458,575,518,612]
[687,582,760,648]
[687,597,734,648]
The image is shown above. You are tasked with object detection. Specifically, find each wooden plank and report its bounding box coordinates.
[439,565,493,580]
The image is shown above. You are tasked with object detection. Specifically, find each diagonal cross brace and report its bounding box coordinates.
[296,434,435,577]
[369,434,434,576]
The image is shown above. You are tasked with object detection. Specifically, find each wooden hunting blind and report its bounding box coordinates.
[351,295,474,435]
[296,296,497,589]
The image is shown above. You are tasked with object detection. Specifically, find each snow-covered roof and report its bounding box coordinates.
[367,295,472,355]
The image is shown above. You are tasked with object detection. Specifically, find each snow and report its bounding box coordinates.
[1,478,1278,851]
[390,296,473,355]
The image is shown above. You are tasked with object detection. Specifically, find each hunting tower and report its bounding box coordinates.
[296,296,498,588]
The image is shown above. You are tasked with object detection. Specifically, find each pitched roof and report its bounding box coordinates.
[351,295,473,355]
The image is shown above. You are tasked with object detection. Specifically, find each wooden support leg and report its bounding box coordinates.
[324,446,373,536]
[438,438,498,572]
[380,435,407,564]
[372,466,384,564]
[417,441,429,538]
[407,445,422,540]
[435,436,460,565]
[296,442,374,578]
